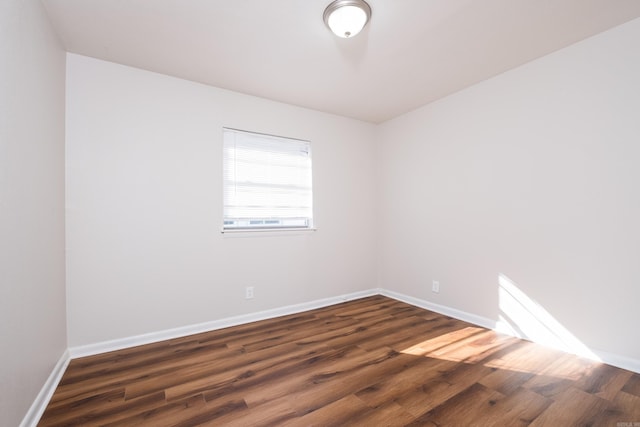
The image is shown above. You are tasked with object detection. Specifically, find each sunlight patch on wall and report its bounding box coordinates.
[496,273,600,362]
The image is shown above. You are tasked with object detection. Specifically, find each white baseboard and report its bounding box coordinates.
[379,288,497,330]
[592,349,640,375]
[69,288,379,359]
[20,349,70,427]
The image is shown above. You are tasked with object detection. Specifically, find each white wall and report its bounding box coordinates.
[0,1,67,425]
[65,54,378,347]
[378,18,640,361]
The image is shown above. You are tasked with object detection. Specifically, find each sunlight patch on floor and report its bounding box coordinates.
[401,327,485,360]
[400,325,514,364]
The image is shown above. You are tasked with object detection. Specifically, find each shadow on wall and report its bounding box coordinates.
[495,273,600,361]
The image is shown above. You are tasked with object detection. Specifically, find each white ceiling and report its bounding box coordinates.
[42,0,640,123]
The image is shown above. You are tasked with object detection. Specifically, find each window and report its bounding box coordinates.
[222,128,313,231]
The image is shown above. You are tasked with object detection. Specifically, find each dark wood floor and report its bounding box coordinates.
[39,295,640,426]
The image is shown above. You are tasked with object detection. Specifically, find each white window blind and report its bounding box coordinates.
[223,128,313,231]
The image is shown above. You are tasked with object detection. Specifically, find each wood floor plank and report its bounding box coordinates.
[528,386,613,427]
[220,397,299,427]
[393,357,498,418]
[522,372,574,399]
[613,391,640,419]
[354,356,451,408]
[622,373,640,397]
[50,344,241,405]
[341,400,417,426]
[283,347,409,415]
[164,342,345,403]
[38,296,640,426]
[35,388,126,426]
[101,394,211,427]
[407,382,507,426]
[238,345,370,407]
[575,362,634,400]
[124,340,314,400]
[45,391,166,427]
[484,387,552,426]
[478,367,535,395]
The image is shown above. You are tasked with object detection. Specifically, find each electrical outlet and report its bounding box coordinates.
[245,286,254,299]
[432,280,440,293]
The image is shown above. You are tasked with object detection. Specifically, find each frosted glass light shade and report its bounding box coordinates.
[323,0,371,38]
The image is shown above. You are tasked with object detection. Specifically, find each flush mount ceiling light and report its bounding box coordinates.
[323,0,372,38]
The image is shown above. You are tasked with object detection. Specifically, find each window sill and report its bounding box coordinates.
[221,227,317,235]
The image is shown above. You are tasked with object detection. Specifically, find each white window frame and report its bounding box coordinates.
[222,128,314,232]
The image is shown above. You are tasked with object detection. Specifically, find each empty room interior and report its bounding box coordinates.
[2,0,640,425]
